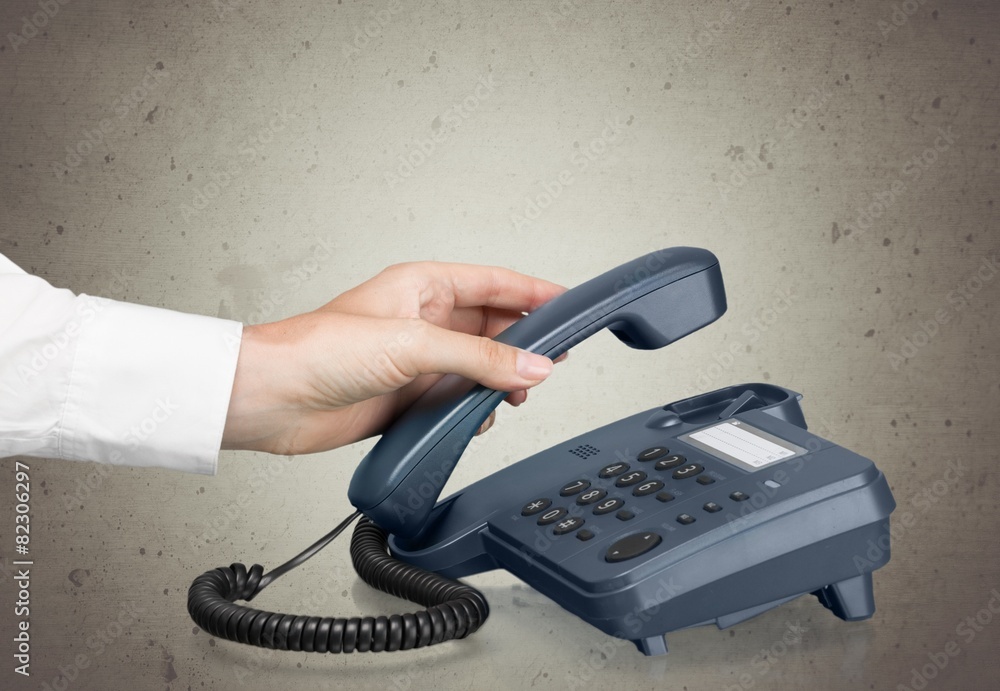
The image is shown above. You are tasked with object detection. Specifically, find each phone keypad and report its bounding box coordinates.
[515,444,754,551]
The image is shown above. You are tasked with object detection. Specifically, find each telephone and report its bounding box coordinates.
[188,248,896,656]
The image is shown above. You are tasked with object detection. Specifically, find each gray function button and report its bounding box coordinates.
[637,446,670,462]
[615,471,648,487]
[654,454,686,471]
[593,498,625,515]
[605,531,663,563]
[577,489,607,505]
[560,479,591,496]
[672,463,704,480]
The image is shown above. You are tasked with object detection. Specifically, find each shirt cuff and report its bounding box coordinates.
[59,297,243,475]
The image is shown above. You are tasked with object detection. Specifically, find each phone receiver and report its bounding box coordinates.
[348,247,727,538]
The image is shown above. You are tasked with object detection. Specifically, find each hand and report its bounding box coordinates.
[221,261,566,455]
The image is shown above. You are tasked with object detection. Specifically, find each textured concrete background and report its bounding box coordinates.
[1,0,998,689]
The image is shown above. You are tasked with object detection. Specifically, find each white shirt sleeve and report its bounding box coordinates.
[0,252,243,475]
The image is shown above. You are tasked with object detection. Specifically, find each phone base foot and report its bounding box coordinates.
[632,634,668,656]
[812,572,876,621]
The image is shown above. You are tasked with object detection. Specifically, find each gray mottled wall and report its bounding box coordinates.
[1,0,998,689]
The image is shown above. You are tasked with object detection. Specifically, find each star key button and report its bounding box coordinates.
[521,498,552,516]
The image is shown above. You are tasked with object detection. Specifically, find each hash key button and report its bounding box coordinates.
[553,517,585,535]
[605,531,663,563]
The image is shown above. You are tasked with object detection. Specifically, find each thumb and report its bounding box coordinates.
[409,321,554,391]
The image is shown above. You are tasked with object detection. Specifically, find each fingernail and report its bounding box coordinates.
[516,351,553,380]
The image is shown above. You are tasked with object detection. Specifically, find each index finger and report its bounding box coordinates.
[426,262,567,314]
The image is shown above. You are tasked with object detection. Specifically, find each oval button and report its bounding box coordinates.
[605,531,663,563]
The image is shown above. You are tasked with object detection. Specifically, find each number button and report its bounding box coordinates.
[654,454,686,471]
[577,489,607,505]
[637,446,669,462]
[560,479,591,496]
[672,463,704,480]
[632,480,664,497]
[593,498,625,515]
[537,507,568,525]
[521,498,552,516]
[553,517,585,535]
[615,471,647,487]
[598,462,630,478]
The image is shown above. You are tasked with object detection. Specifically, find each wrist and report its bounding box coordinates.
[221,322,295,452]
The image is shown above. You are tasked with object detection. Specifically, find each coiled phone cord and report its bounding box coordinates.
[187,511,490,652]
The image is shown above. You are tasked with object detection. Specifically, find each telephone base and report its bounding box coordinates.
[390,382,896,657]
[631,573,878,656]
